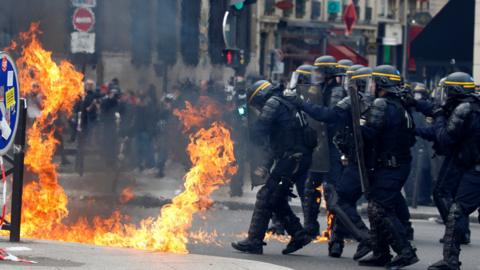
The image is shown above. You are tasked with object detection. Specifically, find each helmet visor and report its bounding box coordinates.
[288,72,300,90]
[312,70,325,84]
[433,85,447,106]
[342,76,349,90]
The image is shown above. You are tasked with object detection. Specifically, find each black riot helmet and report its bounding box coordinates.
[411,82,429,101]
[336,59,354,76]
[350,67,373,95]
[436,72,475,105]
[313,55,338,83]
[344,64,364,90]
[247,80,275,109]
[371,65,403,96]
[287,64,317,90]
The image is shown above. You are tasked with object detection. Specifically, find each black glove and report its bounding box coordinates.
[401,91,417,108]
[432,107,445,118]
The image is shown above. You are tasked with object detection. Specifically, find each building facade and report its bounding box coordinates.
[0,0,448,93]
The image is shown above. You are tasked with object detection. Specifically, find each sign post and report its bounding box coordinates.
[0,52,26,242]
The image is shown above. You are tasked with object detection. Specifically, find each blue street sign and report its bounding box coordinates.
[0,52,20,155]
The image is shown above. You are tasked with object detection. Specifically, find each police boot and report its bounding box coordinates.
[353,239,372,261]
[358,252,392,267]
[231,239,265,255]
[280,213,312,255]
[328,220,344,257]
[328,240,344,258]
[383,220,419,269]
[429,204,462,270]
[385,247,419,270]
[282,230,312,255]
[428,260,460,270]
[232,191,272,254]
[359,202,391,267]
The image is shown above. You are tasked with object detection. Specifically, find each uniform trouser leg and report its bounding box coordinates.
[370,189,415,256]
[395,193,414,239]
[441,172,480,267]
[303,172,323,236]
[247,184,275,241]
[335,165,369,240]
[433,157,459,223]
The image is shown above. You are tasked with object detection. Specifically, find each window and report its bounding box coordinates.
[377,0,396,20]
[264,0,275,16]
[311,0,322,20]
[295,0,306,18]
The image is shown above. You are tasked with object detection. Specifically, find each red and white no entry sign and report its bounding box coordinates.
[72,7,95,32]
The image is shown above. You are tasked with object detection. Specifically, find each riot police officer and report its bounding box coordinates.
[357,65,419,269]
[302,56,347,238]
[414,79,471,245]
[231,80,316,255]
[296,67,373,260]
[423,72,480,270]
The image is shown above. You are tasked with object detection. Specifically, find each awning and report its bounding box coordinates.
[411,0,474,64]
[327,44,369,66]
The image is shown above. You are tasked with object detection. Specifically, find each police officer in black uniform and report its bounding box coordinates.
[296,67,373,260]
[356,65,419,269]
[421,72,480,270]
[231,80,316,255]
[302,56,347,239]
[414,79,471,245]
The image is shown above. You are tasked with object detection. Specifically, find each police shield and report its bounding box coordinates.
[348,85,370,195]
[297,85,330,173]
[247,105,268,187]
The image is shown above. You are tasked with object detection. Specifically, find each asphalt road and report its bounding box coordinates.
[184,208,480,270]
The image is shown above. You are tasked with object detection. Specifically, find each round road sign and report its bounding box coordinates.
[72,7,95,32]
[0,52,20,156]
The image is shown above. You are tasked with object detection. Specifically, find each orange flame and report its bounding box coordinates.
[119,187,135,204]
[173,97,221,132]
[313,185,334,242]
[17,22,83,239]
[9,23,237,253]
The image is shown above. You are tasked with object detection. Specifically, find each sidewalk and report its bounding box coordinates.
[0,240,292,270]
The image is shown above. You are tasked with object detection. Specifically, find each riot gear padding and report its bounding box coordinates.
[314,55,338,81]
[371,65,403,96]
[247,80,275,109]
[367,98,388,129]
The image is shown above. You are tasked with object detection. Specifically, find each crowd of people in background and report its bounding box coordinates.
[36,76,249,190]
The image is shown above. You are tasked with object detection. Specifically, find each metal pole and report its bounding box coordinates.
[402,0,408,78]
[10,98,27,242]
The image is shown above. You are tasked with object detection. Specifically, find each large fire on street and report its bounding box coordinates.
[7,23,238,253]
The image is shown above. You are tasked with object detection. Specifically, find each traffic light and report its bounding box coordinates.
[229,0,257,10]
[223,49,244,67]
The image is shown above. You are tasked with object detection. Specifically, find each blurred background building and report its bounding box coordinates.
[0,0,453,93]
